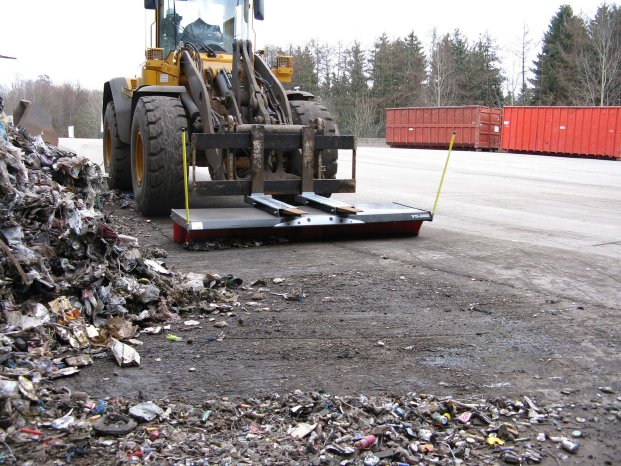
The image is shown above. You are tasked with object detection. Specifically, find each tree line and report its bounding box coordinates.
[0,76,103,139]
[530,4,621,106]
[266,3,621,137]
[0,3,618,139]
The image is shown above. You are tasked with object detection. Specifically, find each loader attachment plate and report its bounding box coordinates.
[171,203,432,243]
[13,100,59,146]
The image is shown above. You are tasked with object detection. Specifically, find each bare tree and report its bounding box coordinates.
[309,40,332,91]
[426,29,457,106]
[515,24,535,103]
[505,44,520,104]
[578,4,621,106]
[340,92,379,138]
[331,41,346,83]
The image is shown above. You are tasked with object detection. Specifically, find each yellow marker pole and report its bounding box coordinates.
[432,131,456,216]
[181,129,190,224]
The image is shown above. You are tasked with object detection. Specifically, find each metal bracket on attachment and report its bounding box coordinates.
[245,194,307,217]
[296,192,362,215]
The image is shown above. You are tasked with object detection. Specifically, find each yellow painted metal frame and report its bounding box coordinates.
[138,49,235,89]
[271,55,293,83]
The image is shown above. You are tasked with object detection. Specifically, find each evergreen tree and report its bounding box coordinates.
[348,42,369,96]
[368,32,426,135]
[530,5,588,105]
[397,32,427,106]
[450,30,471,104]
[369,34,393,108]
[289,44,320,95]
[328,41,375,137]
[441,31,505,106]
[468,34,505,106]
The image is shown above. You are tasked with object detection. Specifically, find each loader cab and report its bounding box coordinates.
[147,0,264,56]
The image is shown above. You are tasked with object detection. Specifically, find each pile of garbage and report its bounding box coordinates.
[0,119,242,436]
[3,386,601,464]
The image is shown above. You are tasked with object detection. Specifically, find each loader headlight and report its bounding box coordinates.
[146,48,165,61]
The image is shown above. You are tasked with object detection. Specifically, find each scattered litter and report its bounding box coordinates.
[289,422,316,439]
[142,326,162,334]
[92,414,137,436]
[183,272,206,292]
[110,338,141,366]
[50,414,75,430]
[0,373,611,464]
[64,355,94,367]
[598,386,615,394]
[562,439,580,454]
[270,289,305,302]
[91,400,107,415]
[356,434,377,449]
[48,367,81,379]
[129,401,163,422]
[458,411,472,423]
[486,432,505,445]
[0,380,19,398]
[18,376,38,401]
[144,259,172,275]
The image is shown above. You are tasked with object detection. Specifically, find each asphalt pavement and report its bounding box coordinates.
[340,147,621,308]
[68,138,621,308]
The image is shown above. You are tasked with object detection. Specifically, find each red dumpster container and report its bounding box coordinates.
[385,106,502,150]
[501,106,621,160]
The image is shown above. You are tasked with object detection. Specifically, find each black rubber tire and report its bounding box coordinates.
[131,96,187,216]
[289,100,339,179]
[93,414,137,436]
[103,102,131,190]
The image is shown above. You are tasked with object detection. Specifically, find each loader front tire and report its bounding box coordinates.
[103,102,131,190]
[289,100,339,180]
[131,96,187,216]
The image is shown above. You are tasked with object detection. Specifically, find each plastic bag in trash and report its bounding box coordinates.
[136,284,160,304]
[129,401,164,422]
[98,284,129,315]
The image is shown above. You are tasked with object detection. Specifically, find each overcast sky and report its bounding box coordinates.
[0,0,609,92]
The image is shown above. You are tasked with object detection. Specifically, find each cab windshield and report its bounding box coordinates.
[158,0,249,55]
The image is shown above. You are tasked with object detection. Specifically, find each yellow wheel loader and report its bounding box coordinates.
[103,0,431,242]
